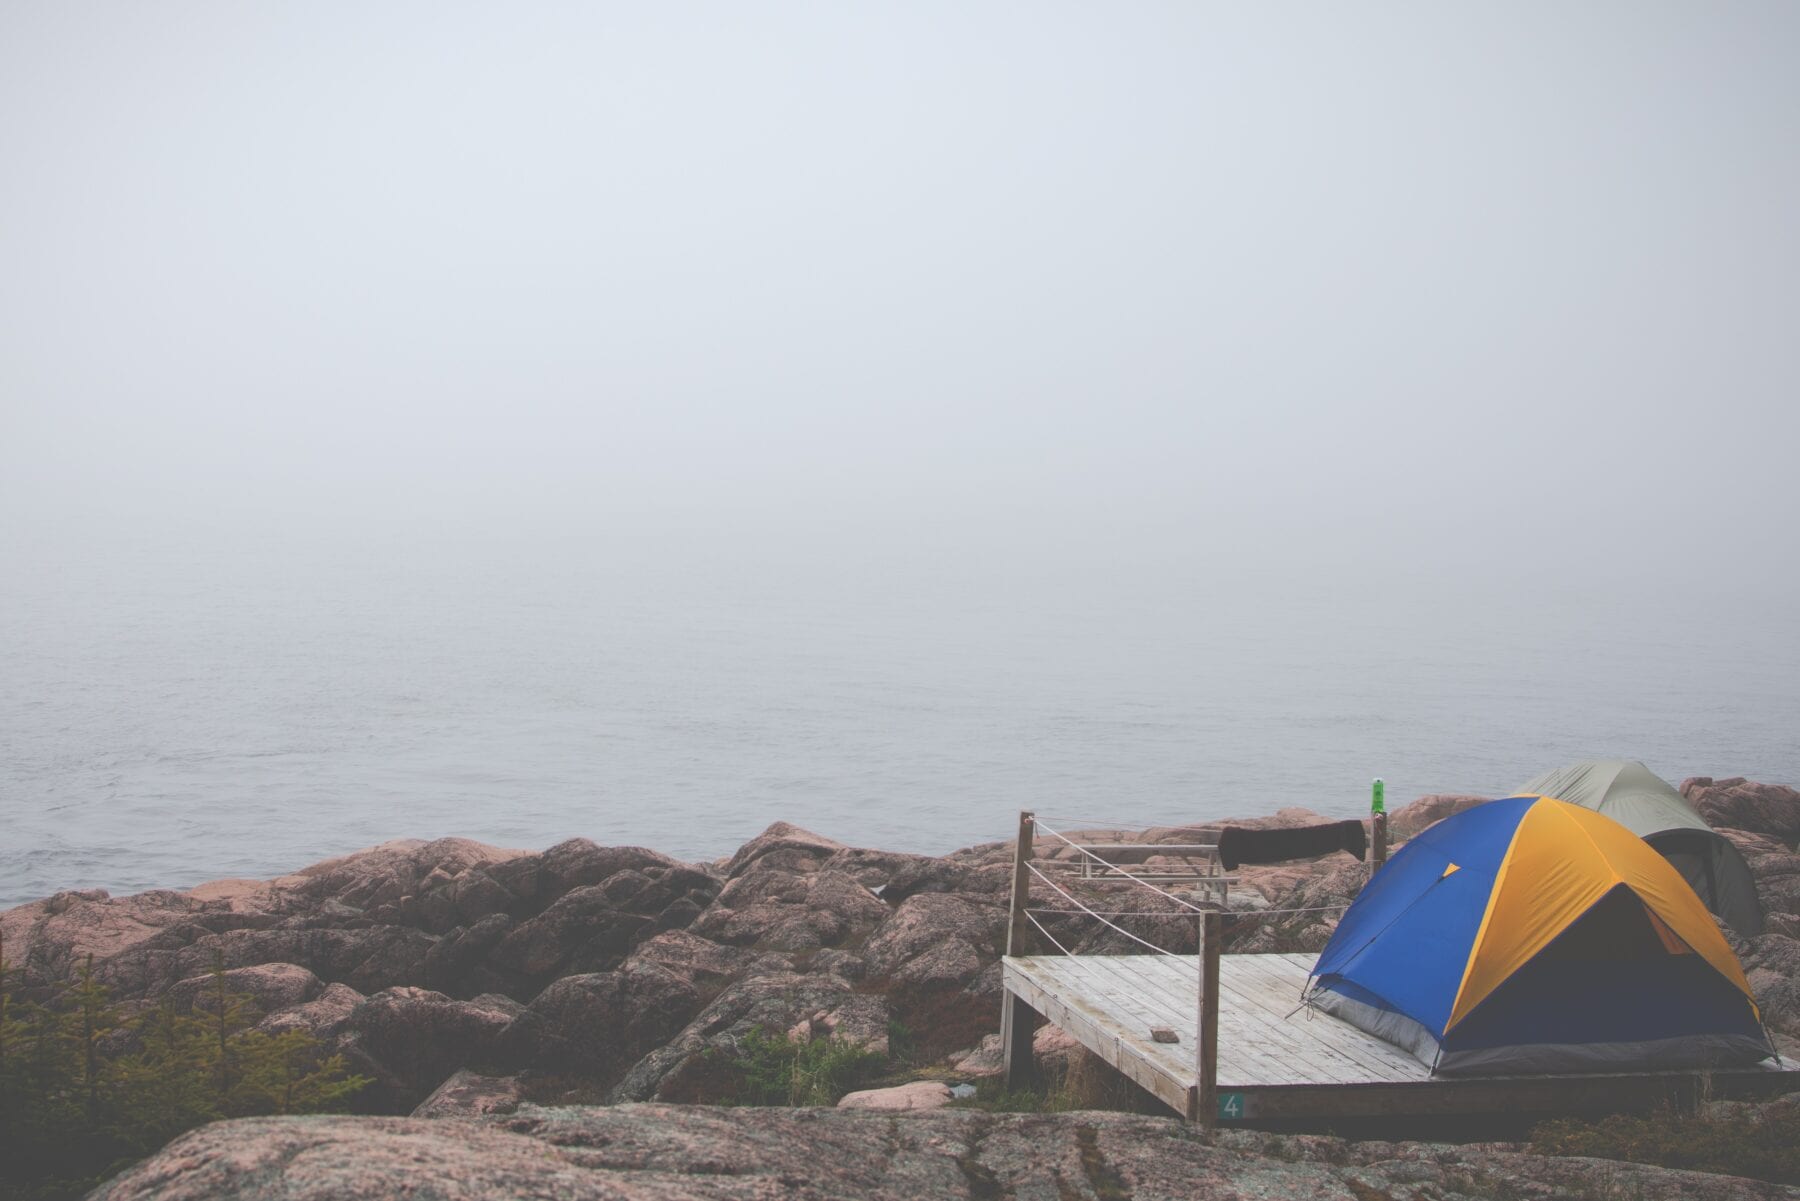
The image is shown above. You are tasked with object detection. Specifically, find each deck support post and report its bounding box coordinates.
[1196,911,1222,1129]
[1006,810,1035,958]
[1003,810,1041,1091]
[1370,812,1389,872]
[1001,991,1041,1090]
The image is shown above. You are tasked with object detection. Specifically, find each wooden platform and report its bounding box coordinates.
[1003,952,1800,1124]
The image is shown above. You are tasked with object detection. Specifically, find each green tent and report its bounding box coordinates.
[1517,760,1764,938]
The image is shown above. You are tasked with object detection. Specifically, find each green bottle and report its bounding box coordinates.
[1371,778,1385,815]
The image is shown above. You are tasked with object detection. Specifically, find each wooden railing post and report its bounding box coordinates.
[1002,810,1040,1090]
[1196,910,1221,1129]
[1006,810,1035,957]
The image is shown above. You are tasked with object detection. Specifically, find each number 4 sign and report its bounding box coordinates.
[1217,1093,1244,1120]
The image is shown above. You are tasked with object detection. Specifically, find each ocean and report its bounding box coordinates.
[4,529,1796,909]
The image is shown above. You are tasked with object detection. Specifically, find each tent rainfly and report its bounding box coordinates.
[1307,796,1773,1076]
[1517,760,1764,937]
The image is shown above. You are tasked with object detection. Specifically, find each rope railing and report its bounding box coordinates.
[1017,815,1355,986]
[1031,818,1211,915]
[1025,902,1351,919]
[1021,907,1073,956]
[1023,860,1183,958]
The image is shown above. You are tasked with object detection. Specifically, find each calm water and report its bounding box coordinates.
[4,531,1797,909]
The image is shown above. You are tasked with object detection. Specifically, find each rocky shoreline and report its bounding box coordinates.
[86,1103,1800,1201]
[6,776,1800,1197]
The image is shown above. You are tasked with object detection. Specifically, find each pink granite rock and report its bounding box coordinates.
[836,1080,953,1110]
[88,1104,1796,1201]
[410,1069,524,1117]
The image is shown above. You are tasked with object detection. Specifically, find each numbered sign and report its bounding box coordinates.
[1217,1092,1245,1120]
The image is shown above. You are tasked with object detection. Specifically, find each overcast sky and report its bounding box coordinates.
[3,2,1796,580]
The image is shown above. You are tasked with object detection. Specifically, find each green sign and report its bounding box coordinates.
[1217,1092,1244,1120]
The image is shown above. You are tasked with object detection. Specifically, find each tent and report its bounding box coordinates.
[1517,760,1764,937]
[1306,796,1772,1076]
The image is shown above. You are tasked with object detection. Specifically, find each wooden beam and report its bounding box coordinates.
[1006,810,1035,957]
[1196,912,1221,1130]
[1002,811,1040,1093]
[1231,1067,1800,1121]
[1001,989,1040,1091]
[1370,811,1389,870]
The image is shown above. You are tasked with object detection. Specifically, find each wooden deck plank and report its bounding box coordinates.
[1044,958,1196,1083]
[1019,954,1393,1088]
[1002,952,1800,1123]
[1209,957,1409,1084]
[1103,956,1320,1087]
[1224,956,1428,1080]
[1079,954,1379,1087]
[1211,967,1376,1084]
[1003,959,1193,1116]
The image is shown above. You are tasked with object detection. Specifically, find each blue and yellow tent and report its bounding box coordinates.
[1307,796,1772,1075]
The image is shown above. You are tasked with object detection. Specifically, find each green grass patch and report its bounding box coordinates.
[707,1026,887,1107]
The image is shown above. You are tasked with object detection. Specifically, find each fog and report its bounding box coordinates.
[3,1,1797,585]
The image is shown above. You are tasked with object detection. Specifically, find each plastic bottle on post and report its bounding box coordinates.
[1369,778,1388,869]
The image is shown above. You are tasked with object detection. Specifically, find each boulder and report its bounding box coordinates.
[286,838,528,913]
[164,962,323,1015]
[817,848,946,893]
[484,858,719,987]
[256,982,364,1040]
[410,1069,524,1117]
[492,929,786,1087]
[1725,828,1797,920]
[495,958,709,1087]
[421,913,515,997]
[1388,794,1489,841]
[0,887,218,992]
[1033,1023,1083,1077]
[1228,859,1366,955]
[881,854,1013,906]
[484,839,716,913]
[84,922,441,1002]
[690,868,889,952]
[862,893,1001,976]
[488,884,653,978]
[609,971,889,1103]
[860,892,1005,1056]
[1742,933,1800,1032]
[936,1031,1095,1092]
[338,987,521,1106]
[1683,778,1800,847]
[720,822,847,879]
[836,1080,953,1110]
[953,1033,1004,1077]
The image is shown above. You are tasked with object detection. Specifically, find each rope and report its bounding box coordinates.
[1027,908,1201,918]
[1024,902,1350,919]
[1032,818,1210,914]
[1022,907,1073,956]
[1023,860,1182,958]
